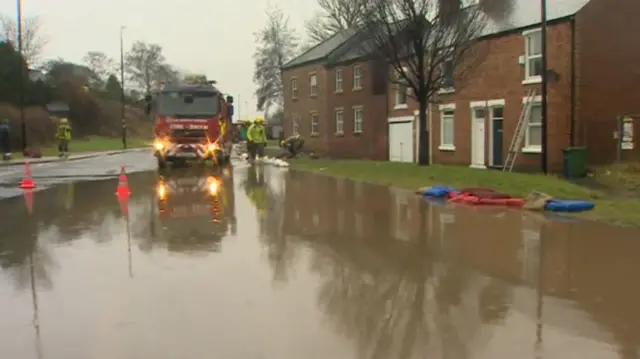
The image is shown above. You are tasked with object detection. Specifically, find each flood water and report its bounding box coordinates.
[1,164,640,359]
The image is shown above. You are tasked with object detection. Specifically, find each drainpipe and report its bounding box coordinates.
[428,103,433,165]
[540,0,549,173]
[569,17,577,147]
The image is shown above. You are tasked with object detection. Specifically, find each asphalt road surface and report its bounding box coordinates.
[1,151,640,359]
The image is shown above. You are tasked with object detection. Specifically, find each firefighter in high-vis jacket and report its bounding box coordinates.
[280,134,304,158]
[219,117,227,140]
[246,116,267,161]
[56,118,72,158]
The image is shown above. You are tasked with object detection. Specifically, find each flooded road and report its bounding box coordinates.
[1,158,640,359]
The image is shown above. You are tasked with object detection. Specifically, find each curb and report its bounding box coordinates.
[0,148,148,167]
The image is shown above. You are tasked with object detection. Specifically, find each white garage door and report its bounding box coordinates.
[389,121,414,162]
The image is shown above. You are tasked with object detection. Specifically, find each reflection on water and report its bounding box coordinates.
[266,171,640,359]
[1,166,640,359]
[148,167,237,253]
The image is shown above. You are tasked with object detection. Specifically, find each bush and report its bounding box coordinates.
[0,101,152,151]
[0,103,56,149]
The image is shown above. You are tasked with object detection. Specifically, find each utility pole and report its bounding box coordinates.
[17,0,27,151]
[540,0,548,173]
[120,26,127,149]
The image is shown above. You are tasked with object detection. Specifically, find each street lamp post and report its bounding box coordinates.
[540,0,549,173]
[120,26,127,149]
[17,0,27,151]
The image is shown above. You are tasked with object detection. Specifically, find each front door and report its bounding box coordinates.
[471,107,486,168]
[491,106,504,167]
[389,121,414,163]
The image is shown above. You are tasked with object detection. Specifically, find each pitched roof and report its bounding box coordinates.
[328,20,411,65]
[480,0,591,36]
[282,28,359,69]
[283,0,591,69]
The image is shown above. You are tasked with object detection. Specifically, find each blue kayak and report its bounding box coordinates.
[545,199,594,213]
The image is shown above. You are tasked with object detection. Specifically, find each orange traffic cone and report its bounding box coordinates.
[118,193,129,215]
[23,189,34,215]
[18,162,36,189]
[115,165,130,198]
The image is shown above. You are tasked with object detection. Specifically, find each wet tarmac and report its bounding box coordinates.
[1,152,640,359]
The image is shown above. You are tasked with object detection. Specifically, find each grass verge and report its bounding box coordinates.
[289,158,640,225]
[13,136,150,158]
[592,163,640,192]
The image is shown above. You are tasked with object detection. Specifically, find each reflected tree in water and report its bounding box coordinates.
[309,204,513,358]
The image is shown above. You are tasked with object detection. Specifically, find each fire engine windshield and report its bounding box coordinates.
[156,91,218,117]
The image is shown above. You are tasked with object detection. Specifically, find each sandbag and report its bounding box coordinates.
[459,187,511,199]
[523,191,553,211]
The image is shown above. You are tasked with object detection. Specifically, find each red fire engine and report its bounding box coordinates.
[145,79,234,169]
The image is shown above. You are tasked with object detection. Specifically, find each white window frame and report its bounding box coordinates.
[353,106,363,133]
[310,112,319,135]
[522,95,542,153]
[438,103,455,151]
[292,116,299,136]
[309,73,317,96]
[523,29,542,84]
[353,65,362,90]
[291,77,298,99]
[394,67,408,109]
[335,108,344,135]
[335,69,343,93]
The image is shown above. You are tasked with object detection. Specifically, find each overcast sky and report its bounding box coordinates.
[0,0,316,120]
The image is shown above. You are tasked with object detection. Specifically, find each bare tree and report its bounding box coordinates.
[155,63,180,86]
[362,0,512,165]
[0,14,47,65]
[82,51,115,88]
[253,5,298,113]
[124,41,169,93]
[305,0,371,44]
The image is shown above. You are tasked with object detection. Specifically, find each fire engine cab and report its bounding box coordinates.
[145,78,234,169]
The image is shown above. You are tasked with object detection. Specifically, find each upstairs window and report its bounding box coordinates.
[335,69,343,92]
[524,30,542,81]
[442,60,454,89]
[291,78,298,99]
[353,66,362,89]
[310,74,317,96]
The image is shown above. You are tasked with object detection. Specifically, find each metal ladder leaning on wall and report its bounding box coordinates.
[503,89,537,172]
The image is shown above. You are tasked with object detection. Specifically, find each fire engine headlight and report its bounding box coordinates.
[207,143,218,152]
[207,177,220,195]
[154,141,165,151]
[157,183,167,199]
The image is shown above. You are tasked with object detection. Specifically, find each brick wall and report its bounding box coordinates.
[575,0,640,164]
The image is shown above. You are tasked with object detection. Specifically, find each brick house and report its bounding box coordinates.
[282,30,389,160]
[389,0,640,170]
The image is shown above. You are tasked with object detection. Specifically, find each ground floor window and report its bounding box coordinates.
[353,107,363,133]
[310,112,319,135]
[526,104,542,148]
[440,109,455,148]
[293,118,299,136]
[335,109,344,134]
